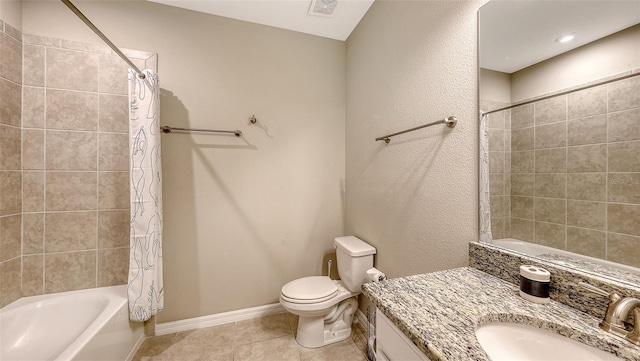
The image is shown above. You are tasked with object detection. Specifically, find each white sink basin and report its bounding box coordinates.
[475,322,620,361]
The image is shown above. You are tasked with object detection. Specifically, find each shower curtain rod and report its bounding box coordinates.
[60,0,146,79]
[482,71,640,116]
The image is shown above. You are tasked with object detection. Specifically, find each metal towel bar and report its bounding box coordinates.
[375,116,457,144]
[160,126,242,137]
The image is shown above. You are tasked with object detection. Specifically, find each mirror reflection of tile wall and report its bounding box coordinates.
[485,76,640,268]
[481,99,511,240]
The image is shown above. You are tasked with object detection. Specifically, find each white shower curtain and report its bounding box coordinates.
[127,69,164,322]
[479,111,493,243]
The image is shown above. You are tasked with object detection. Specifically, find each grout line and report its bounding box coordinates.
[36,128,127,135]
[44,86,123,96]
[532,103,537,244]
[96,76,101,288]
[564,95,569,251]
[42,44,48,295]
[21,126,130,135]
[0,123,22,130]
[39,249,104,256]
[511,139,640,152]
[0,75,22,87]
[0,255,22,264]
[36,169,127,172]
[605,82,609,262]
[0,212,23,218]
[21,208,128,214]
[20,42,25,298]
[0,122,22,130]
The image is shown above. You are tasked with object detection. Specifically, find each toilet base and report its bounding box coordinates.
[295,297,358,348]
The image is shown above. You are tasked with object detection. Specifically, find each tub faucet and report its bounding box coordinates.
[580,282,640,345]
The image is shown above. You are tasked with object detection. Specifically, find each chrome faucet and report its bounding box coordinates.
[628,307,640,344]
[580,282,640,345]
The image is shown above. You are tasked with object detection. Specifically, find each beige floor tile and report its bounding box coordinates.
[234,313,292,345]
[235,336,301,361]
[298,338,366,361]
[287,313,299,333]
[132,334,179,361]
[158,323,236,359]
[134,316,368,361]
[136,337,205,361]
[199,348,234,361]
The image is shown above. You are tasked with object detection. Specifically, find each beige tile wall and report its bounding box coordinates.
[0,20,23,308]
[21,34,156,296]
[508,76,640,268]
[0,24,157,308]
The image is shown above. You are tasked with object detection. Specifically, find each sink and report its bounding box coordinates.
[475,322,620,360]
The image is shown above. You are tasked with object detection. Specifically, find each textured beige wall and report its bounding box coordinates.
[22,1,345,322]
[0,0,21,31]
[345,0,479,280]
[479,68,511,105]
[511,24,640,102]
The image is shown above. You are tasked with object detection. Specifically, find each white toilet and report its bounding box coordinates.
[279,236,376,348]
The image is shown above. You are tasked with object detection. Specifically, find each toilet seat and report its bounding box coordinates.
[279,279,359,348]
[281,276,338,304]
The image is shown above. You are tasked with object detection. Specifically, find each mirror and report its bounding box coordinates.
[478,0,640,287]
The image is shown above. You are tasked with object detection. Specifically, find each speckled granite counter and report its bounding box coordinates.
[362,267,640,361]
[470,241,640,321]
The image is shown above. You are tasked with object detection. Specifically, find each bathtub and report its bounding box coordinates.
[0,285,144,361]
[491,238,640,276]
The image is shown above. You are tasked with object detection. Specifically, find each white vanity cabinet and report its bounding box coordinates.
[376,309,429,361]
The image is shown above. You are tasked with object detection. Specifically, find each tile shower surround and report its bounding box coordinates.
[0,21,158,307]
[0,20,23,308]
[485,73,640,268]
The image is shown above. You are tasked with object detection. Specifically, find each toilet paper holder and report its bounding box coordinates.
[367,267,386,282]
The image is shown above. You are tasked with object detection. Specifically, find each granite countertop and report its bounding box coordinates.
[362,267,640,361]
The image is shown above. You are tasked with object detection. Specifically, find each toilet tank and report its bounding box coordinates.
[334,236,376,292]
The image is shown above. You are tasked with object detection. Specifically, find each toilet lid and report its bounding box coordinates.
[281,276,338,301]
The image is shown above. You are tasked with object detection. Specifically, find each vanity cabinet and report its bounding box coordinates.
[376,309,429,361]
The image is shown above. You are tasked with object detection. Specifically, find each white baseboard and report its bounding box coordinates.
[355,308,369,330]
[156,303,286,335]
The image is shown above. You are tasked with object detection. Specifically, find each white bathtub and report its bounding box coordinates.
[491,238,640,276]
[0,285,144,361]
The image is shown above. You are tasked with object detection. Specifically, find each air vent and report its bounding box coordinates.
[308,0,337,17]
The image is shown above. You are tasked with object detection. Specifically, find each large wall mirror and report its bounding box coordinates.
[478,0,640,287]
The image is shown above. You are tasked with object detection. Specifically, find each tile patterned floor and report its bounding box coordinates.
[133,313,369,361]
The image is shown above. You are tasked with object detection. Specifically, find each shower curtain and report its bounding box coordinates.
[479,111,493,243]
[127,69,164,322]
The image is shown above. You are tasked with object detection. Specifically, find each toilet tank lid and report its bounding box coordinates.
[334,236,376,257]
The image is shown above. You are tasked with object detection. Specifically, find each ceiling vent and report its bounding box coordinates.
[308,0,338,17]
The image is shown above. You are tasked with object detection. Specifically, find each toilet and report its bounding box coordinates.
[279,236,376,348]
